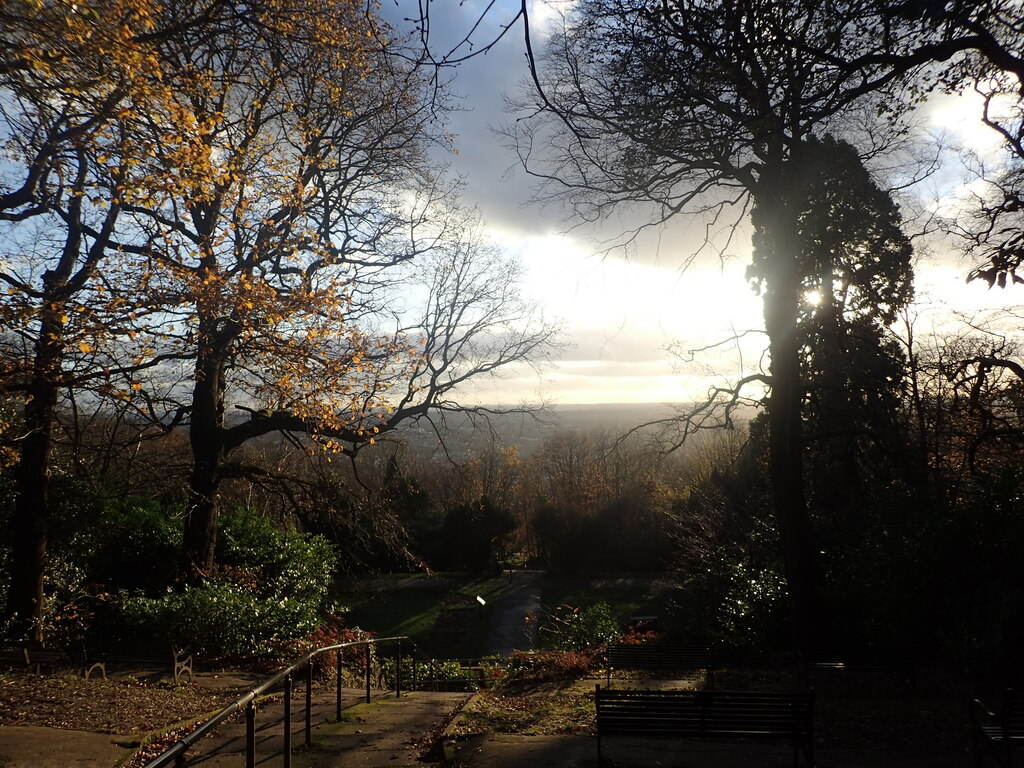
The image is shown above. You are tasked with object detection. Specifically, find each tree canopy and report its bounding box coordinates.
[0,0,556,635]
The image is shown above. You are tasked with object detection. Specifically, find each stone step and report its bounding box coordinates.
[185,687,472,768]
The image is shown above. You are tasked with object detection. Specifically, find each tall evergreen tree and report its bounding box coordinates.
[749,135,914,518]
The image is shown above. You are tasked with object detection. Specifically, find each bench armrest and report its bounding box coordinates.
[970,698,998,727]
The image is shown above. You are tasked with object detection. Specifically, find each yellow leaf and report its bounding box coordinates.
[78,342,93,354]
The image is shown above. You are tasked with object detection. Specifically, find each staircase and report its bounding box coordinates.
[181,686,472,768]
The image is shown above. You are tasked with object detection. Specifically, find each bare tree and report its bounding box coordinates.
[510,0,1022,650]
[511,0,916,648]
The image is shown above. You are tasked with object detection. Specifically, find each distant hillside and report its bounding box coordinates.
[396,402,733,457]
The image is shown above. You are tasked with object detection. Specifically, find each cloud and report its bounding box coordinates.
[389,5,1020,407]
[928,90,1014,162]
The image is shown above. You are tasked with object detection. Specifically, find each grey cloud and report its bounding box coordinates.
[558,326,676,364]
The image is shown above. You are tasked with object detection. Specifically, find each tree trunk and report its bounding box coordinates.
[180,327,227,576]
[3,313,64,641]
[759,192,819,654]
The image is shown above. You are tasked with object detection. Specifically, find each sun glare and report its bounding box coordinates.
[469,231,769,404]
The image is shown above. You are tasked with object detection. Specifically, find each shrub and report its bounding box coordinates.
[269,622,374,678]
[109,506,338,657]
[377,657,503,692]
[85,499,182,595]
[539,602,618,651]
[115,578,326,656]
[217,507,335,609]
[504,649,598,682]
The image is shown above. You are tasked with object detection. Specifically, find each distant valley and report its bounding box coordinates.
[397,401,721,457]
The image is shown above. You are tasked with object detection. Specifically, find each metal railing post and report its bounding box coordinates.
[395,639,402,698]
[336,648,343,722]
[140,637,413,768]
[246,701,256,768]
[305,662,313,747]
[365,644,371,703]
[283,673,292,768]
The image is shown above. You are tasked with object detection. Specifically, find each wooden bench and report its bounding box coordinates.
[972,689,1024,767]
[606,643,713,688]
[83,642,193,684]
[0,644,68,674]
[799,649,916,692]
[595,685,815,767]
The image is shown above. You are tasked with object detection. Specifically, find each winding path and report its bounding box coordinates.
[482,569,545,657]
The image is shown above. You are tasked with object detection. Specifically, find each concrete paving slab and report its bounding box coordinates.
[184,688,471,768]
[292,692,470,768]
[0,724,131,768]
[445,732,975,768]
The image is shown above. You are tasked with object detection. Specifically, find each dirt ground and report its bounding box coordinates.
[0,672,244,734]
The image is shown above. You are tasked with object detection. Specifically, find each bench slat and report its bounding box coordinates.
[595,685,814,767]
[972,689,1024,766]
[605,643,713,687]
[799,649,917,692]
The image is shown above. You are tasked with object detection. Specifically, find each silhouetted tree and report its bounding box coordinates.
[750,136,915,522]
[514,0,917,648]
[441,496,516,573]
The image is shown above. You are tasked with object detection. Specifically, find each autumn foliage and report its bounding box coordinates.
[0,0,556,636]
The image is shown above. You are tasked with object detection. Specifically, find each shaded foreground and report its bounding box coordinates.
[0,665,985,768]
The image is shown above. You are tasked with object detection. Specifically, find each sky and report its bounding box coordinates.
[414,1,1021,406]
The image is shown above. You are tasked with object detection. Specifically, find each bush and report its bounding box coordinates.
[378,657,504,692]
[217,507,335,609]
[268,621,374,677]
[108,507,338,657]
[504,649,598,682]
[539,602,618,651]
[115,578,326,656]
[85,499,182,595]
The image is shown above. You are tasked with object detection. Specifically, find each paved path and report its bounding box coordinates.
[1,679,978,768]
[448,732,975,768]
[0,687,470,768]
[483,569,544,657]
[290,691,469,768]
[0,724,130,767]
[184,688,471,768]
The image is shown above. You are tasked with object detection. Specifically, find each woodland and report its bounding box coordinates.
[0,0,1023,686]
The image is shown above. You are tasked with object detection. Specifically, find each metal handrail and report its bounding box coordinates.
[142,635,422,768]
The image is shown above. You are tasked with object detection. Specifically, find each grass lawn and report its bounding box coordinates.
[339,571,687,660]
[540,574,683,638]
[339,573,515,659]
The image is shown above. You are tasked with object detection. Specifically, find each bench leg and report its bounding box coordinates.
[972,734,1008,768]
[796,735,815,768]
[173,653,193,685]
[84,662,106,681]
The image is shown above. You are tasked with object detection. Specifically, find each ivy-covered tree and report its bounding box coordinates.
[513,0,920,648]
[749,135,915,517]
[510,0,1005,650]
